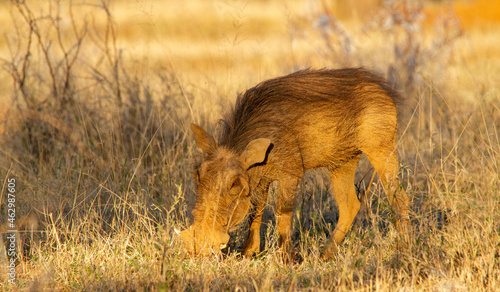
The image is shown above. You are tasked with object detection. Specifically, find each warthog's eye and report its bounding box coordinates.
[229,177,243,196]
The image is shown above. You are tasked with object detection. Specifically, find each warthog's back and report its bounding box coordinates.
[219,68,403,170]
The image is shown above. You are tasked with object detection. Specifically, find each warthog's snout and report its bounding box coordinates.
[177,224,230,256]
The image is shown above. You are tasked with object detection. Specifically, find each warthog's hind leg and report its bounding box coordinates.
[365,149,410,232]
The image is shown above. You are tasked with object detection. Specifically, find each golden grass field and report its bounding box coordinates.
[0,0,499,290]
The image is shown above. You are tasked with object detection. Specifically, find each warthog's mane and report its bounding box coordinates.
[218,68,403,154]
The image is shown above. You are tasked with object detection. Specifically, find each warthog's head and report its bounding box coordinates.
[178,124,271,256]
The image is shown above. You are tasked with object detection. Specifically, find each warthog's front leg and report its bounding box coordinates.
[243,178,272,257]
[276,176,301,262]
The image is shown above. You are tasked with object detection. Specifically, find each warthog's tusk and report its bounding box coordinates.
[220,243,227,250]
[173,228,181,235]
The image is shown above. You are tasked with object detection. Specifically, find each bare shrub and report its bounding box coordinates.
[296,0,462,94]
[0,0,194,261]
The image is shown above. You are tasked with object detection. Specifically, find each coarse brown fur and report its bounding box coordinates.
[179,68,409,259]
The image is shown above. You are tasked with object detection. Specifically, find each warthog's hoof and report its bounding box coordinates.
[279,248,302,265]
[320,241,338,261]
[396,217,411,233]
[242,248,260,258]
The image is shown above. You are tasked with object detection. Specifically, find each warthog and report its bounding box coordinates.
[179,68,409,259]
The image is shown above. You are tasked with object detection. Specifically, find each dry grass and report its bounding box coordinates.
[0,0,499,291]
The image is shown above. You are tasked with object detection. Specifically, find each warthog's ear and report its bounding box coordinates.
[191,123,216,154]
[240,138,272,169]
